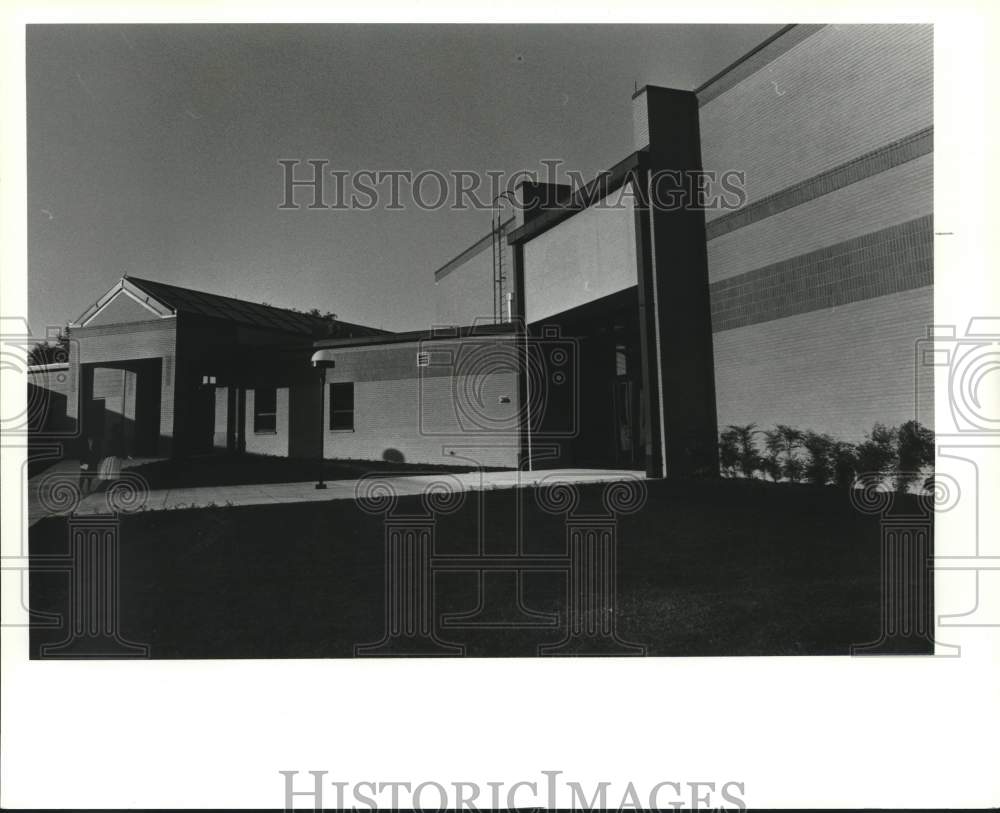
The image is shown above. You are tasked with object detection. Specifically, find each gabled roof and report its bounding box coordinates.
[72,276,387,339]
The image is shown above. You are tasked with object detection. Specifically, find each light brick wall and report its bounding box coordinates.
[72,319,177,366]
[214,386,230,450]
[707,153,932,285]
[91,367,130,415]
[710,217,932,332]
[68,319,178,454]
[700,24,933,215]
[700,24,934,443]
[244,387,290,457]
[713,287,933,442]
[321,339,520,468]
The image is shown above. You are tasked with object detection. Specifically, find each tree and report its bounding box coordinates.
[777,424,805,482]
[855,422,898,482]
[760,424,805,482]
[761,428,785,481]
[830,441,858,487]
[27,329,69,366]
[262,303,339,322]
[725,423,761,479]
[305,307,338,321]
[802,431,835,486]
[895,420,934,492]
[719,427,740,478]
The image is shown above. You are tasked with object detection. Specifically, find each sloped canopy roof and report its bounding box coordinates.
[73,276,386,339]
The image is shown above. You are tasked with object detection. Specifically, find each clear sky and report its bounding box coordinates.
[27,23,781,334]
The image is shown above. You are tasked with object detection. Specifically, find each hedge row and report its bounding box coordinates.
[718,420,934,490]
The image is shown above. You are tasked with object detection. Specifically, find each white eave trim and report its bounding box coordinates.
[69,278,176,327]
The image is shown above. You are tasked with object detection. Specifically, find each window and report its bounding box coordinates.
[615,345,628,377]
[329,382,354,431]
[253,387,277,433]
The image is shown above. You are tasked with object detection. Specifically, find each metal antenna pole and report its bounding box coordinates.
[491,209,498,324]
[491,191,516,324]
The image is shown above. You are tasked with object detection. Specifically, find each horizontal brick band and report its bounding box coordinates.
[706,127,933,241]
[710,215,933,332]
[695,24,827,107]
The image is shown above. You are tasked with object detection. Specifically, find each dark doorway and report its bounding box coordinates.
[190,382,216,454]
[133,358,162,456]
[85,398,106,441]
[528,287,645,470]
[82,359,163,457]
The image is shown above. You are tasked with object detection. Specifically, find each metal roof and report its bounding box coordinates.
[314,320,518,349]
[120,277,386,339]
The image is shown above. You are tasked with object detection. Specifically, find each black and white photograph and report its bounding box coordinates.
[2,4,998,810]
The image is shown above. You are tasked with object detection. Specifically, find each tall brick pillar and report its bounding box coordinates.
[632,85,719,478]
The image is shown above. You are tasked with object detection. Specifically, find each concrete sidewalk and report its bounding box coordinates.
[26,457,163,527]
[30,466,645,524]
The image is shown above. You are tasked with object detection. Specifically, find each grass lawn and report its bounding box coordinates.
[28,478,933,658]
[126,453,502,490]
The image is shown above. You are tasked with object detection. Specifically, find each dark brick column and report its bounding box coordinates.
[634,86,719,478]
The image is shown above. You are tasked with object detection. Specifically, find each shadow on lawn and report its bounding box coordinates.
[27,478,934,659]
[127,453,507,490]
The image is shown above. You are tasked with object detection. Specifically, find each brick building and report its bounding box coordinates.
[32,23,933,478]
[62,276,385,458]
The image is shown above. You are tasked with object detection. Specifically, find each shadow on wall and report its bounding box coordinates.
[382,448,405,464]
[27,383,69,434]
[26,383,73,477]
[26,376,175,476]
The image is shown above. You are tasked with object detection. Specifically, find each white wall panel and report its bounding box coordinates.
[523,190,637,323]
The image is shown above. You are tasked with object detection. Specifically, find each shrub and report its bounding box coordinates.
[831,441,858,487]
[760,424,805,482]
[896,419,935,492]
[803,431,835,485]
[761,428,784,481]
[734,424,762,479]
[719,427,740,478]
[855,422,899,481]
[721,424,761,479]
[717,420,932,490]
[777,425,805,482]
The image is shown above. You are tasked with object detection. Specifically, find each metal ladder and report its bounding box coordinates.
[491,211,507,324]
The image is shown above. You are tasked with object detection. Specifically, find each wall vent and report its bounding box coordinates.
[416,351,430,367]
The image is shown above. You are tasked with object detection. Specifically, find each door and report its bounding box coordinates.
[190,383,216,454]
[613,379,638,467]
[85,398,106,443]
